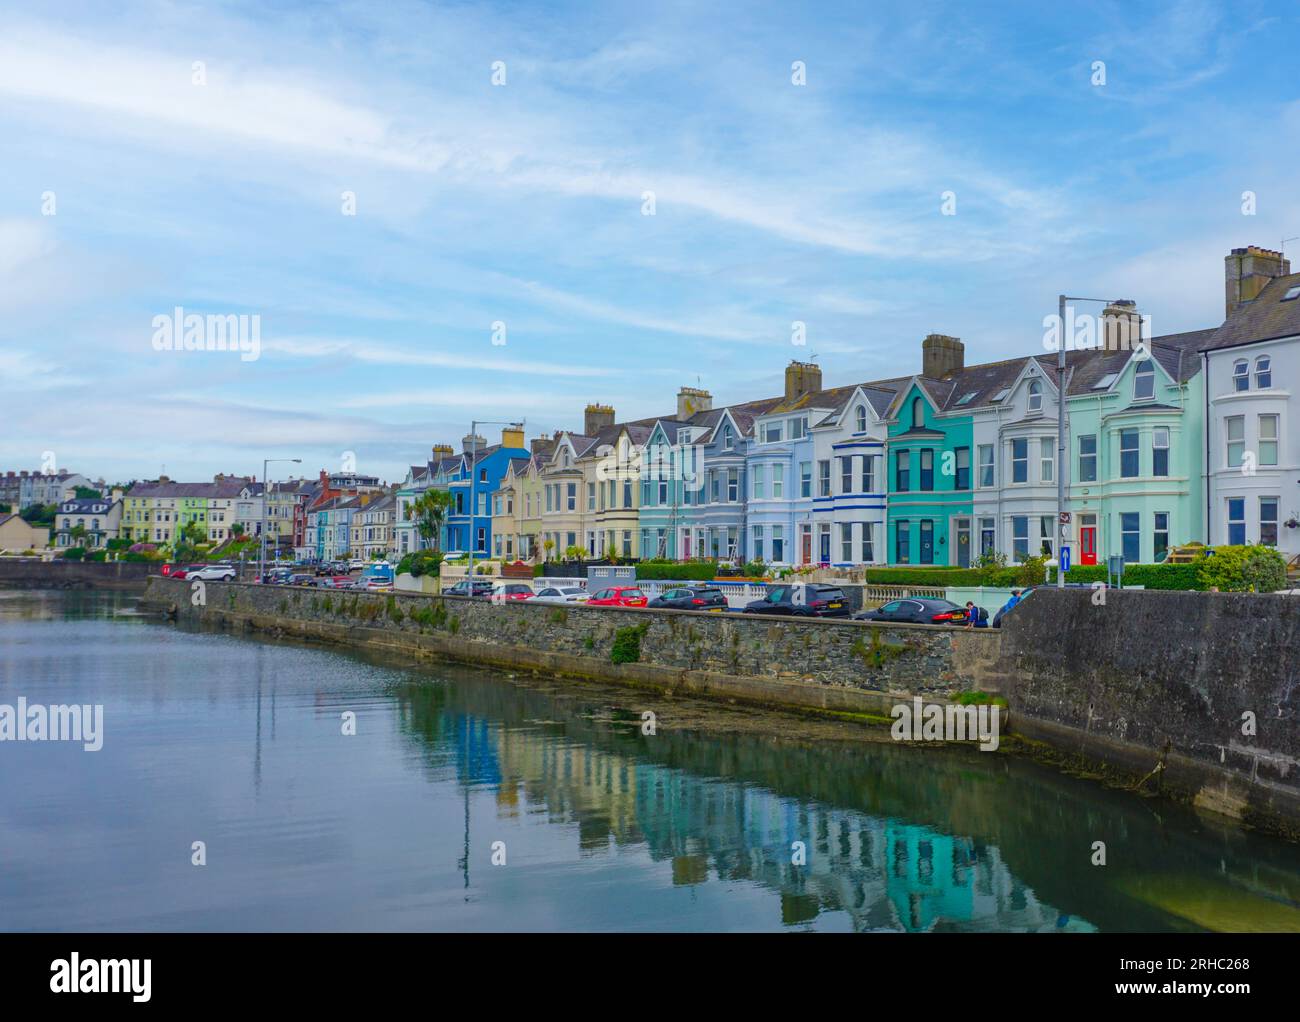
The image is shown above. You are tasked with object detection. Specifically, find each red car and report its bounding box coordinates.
[490,583,535,602]
[585,585,648,608]
[170,564,205,580]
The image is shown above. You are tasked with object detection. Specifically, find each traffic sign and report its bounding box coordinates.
[1060,545,1071,572]
[1058,511,1071,524]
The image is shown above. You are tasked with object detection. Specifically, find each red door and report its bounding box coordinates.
[1080,527,1097,566]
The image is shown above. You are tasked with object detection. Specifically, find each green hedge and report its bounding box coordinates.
[1057,563,1204,590]
[633,559,720,581]
[858,567,985,587]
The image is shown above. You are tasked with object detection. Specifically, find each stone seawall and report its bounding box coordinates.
[0,559,156,590]
[995,588,1300,837]
[143,576,1000,720]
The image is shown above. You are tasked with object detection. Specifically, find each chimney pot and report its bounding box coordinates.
[676,387,713,420]
[784,361,822,404]
[1225,245,1292,318]
[922,335,964,379]
[583,403,616,435]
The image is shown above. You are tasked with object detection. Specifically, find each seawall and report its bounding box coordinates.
[0,559,156,590]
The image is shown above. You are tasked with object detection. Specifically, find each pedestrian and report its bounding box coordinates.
[964,601,977,628]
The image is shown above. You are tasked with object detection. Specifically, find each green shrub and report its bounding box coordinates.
[397,550,444,578]
[1198,544,1288,593]
[1061,562,1204,590]
[630,560,720,581]
[61,547,86,561]
[611,622,649,664]
[385,594,405,622]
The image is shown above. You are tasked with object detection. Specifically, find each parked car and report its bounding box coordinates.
[585,586,649,608]
[442,550,468,561]
[348,559,367,572]
[260,567,293,585]
[647,586,728,612]
[288,573,315,587]
[742,584,849,618]
[187,564,236,582]
[489,583,536,602]
[313,575,354,589]
[530,586,589,605]
[855,598,967,625]
[444,578,495,598]
[170,564,207,580]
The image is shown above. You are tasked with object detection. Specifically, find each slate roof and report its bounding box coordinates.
[1201,272,1300,352]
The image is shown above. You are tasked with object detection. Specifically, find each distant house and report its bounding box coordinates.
[0,513,49,552]
[54,495,124,549]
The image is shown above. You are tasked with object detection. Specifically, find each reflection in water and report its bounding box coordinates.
[1,591,1297,933]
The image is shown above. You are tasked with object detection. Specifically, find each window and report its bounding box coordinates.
[978,445,994,487]
[855,406,867,432]
[919,520,933,564]
[800,461,812,498]
[911,398,924,428]
[773,464,784,499]
[1154,512,1170,562]
[1011,438,1028,483]
[919,449,934,490]
[840,523,853,563]
[1226,416,1245,468]
[818,460,831,497]
[587,483,596,511]
[1259,414,1279,465]
[1256,356,1272,389]
[1120,429,1139,478]
[1121,513,1140,563]
[623,480,632,507]
[771,526,785,562]
[841,456,853,494]
[864,455,876,493]
[763,421,783,444]
[979,518,995,556]
[566,483,576,511]
[727,469,739,502]
[1039,516,1054,558]
[861,524,874,563]
[753,465,765,498]
[789,417,805,440]
[991,388,1011,403]
[1079,434,1097,482]
[1040,438,1054,483]
[721,425,734,450]
[1012,516,1029,559]
[1227,499,1246,546]
[896,451,910,491]
[1134,360,1155,401]
[657,478,668,504]
[622,530,632,556]
[1261,498,1279,546]
[955,447,970,490]
[896,520,910,564]
[1152,427,1169,476]
[1284,285,1300,301]
[1027,380,1042,412]
[710,472,719,502]
[753,525,765,561]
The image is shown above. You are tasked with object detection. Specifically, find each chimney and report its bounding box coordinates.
[1099,301,1144,353]
[784,361,822,404]
[530,435,550,455]
[584,403,615,435]
[922,334,964,378]
[1225,245,1291,318]
[462,433,486,455]
[501,423,525,449]
[431,444,454,462]
[676,387,713,419]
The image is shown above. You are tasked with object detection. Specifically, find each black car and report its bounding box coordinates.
[260,567,292,585]
[855,598,967,625]
[647,586,728,611]
[444,578,495,598]
[742,583,850,618]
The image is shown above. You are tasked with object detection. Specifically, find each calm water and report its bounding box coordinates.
[1,590,1298,933]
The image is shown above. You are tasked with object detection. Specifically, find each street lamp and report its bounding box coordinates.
[1054,295,1133,588]
[260,457,301,582]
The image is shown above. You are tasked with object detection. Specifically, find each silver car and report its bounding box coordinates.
[530,585,588,605]
[186,564,236,582]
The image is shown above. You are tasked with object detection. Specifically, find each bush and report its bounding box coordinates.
[397,550,444,578]
[611,622,650,664]
[860,566,985,587]
[85,550,107,562]
[1198,544,1288,593]
[1061,562,1204,590]
[634,559,719,581]
[61,547,87,561]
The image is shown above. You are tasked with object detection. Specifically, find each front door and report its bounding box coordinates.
[955,518,971,568]
[919,520,934,564]
[801,526,812,565]
[1080,526,1097,566]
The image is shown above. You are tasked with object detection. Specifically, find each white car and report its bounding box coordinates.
[530,585,589,605]
[348,559,367,571]
[187,564,236,582]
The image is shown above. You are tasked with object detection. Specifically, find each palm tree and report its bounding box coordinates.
[408,489,453,552]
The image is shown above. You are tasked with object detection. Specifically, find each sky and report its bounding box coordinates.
[2,0,1299,487]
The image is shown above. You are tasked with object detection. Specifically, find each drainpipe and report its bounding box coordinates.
[1203,351,1211,545]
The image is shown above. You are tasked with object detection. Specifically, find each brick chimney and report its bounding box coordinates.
[1099,301,1144,353]
[431,444,454,462]
[1225,246,1291,318]
[501,423,525,449]
[530,435,551,455]
[584,403,615,435]
[784,361,822,403]
[922,334,964,378]
[676,386,712,419]
[461,433,486,455]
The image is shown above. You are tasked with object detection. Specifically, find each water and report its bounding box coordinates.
[1,590,1297,933]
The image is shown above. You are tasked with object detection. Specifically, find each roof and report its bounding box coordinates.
[1201,272,1300,352]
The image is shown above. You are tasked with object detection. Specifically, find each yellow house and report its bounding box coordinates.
[0,513,49,552]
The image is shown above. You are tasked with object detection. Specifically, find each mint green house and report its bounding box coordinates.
[1063,330,1210,565]
[886,379,975,566]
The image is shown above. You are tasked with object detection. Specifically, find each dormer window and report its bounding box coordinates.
[721,425,734,451]
[911,397,924,429]
[855,406,867,432]
[1233,359,1249,392]
[1133,360,1155,401]
[1255,355,1272,389]
[1027,380,1042,413]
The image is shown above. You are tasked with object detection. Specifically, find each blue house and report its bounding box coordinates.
[444,425,529,556]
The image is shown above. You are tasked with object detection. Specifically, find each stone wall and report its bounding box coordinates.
[143,577,1000,720]
[995,587,1300,836]
[0,559,156,590]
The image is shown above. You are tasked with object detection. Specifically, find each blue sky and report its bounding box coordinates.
[2,0,1298,486]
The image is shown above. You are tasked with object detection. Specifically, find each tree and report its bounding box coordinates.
[172,521,206,563]
[407,490,453,552]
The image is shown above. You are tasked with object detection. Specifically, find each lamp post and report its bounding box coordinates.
[1054,295,1133,588]
[260,457,301,582]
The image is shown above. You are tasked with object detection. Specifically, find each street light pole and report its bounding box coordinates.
[260,457,301,582]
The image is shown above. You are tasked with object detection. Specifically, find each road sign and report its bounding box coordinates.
[1058,511,1072,524]
[1060,545,1071,572]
